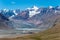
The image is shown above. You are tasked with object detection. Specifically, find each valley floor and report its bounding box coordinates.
[0,20,60,40]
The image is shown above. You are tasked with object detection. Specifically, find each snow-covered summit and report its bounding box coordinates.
[3,9,9,12]
[27,6,40,17]
[49,6,53,9]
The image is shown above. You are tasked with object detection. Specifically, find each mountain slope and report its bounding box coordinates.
[0,16,60,40]
[19,18,60,40]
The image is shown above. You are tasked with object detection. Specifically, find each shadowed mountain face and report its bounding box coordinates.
[0,13,13,29]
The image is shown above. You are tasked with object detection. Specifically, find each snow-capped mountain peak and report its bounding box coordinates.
[27,6,40,17]
[3,9,9,12]
[32,5,38,11]
[27,5,38,11]
[49,6,53,9]
[27,8,31,10]
[9,10,18,19]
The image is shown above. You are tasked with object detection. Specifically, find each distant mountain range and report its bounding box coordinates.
[0,6,60,31]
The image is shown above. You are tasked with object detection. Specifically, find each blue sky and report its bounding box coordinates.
[0,0,60,10]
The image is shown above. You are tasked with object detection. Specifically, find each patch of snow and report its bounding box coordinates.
[13,10,18,15]
[29,11,40,17]
[9,15,15,19]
